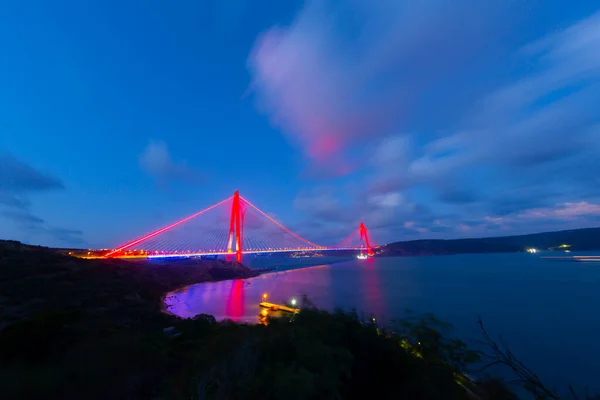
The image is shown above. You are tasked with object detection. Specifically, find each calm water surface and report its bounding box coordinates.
[164,253,600,391]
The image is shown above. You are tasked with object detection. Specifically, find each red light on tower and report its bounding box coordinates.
[227,190,243,263]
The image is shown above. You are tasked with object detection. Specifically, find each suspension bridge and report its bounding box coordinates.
[105,190,376,262]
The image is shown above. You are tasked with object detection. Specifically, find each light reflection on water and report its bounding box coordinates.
[164,253,600,392]
[165,263,336,323]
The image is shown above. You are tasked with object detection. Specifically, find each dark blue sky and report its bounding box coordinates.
[1,0,599,248]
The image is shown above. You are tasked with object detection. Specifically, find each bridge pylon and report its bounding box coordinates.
[226,190,244,263]
[359,222,374,257]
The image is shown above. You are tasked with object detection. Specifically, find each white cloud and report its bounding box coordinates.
[368,192,403,208]
[293,186,347,223]
[139,140,203,186]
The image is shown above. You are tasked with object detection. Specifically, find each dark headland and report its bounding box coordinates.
[379,227,600,256]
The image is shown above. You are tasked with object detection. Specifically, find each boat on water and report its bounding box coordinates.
[357,251,375,259]
[572,256,600,262]
[259,301,300,313]
[542,255,600,262]
[258,294,300,314]
[258,296,300,325]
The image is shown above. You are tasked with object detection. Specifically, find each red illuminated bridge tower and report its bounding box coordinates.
[359,222,374,257]
[227,190,244,263]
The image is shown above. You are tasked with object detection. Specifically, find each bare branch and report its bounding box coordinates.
[569,385,580,400]
[477,317,560,400]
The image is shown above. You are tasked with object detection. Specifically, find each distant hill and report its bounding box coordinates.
[380,227,600,256]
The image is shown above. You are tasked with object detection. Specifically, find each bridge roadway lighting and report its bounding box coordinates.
[105,193,376,261]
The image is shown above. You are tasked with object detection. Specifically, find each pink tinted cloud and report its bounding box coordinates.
[248,23,352,174]
[248,1,505,176]
[519,202,600,220]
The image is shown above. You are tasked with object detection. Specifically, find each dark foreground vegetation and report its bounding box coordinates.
[0,240,596,399]
[382,227,600,256]
[0,240,257,398]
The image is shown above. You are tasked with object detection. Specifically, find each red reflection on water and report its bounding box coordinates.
[361,258,386,319]
[225,279,245,320]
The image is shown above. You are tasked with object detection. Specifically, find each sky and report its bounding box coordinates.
[1,0,600,249]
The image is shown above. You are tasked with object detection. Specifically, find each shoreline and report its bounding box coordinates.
[160,262,342,320]
[0,240,260,327]
[2,239,592,398]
